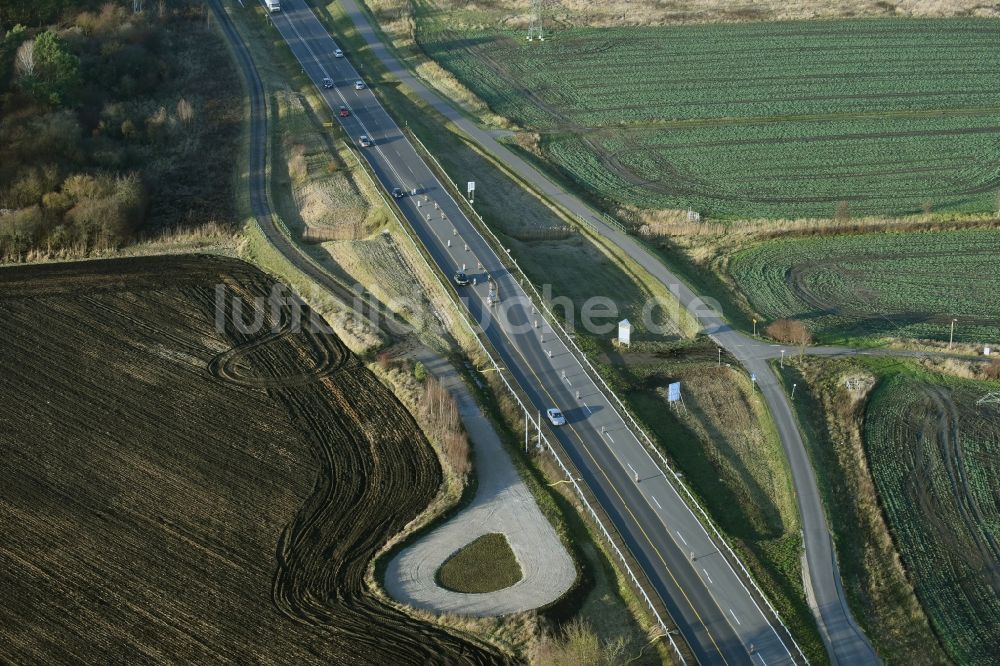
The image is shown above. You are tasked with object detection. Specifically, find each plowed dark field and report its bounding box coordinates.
[0,255,507,665]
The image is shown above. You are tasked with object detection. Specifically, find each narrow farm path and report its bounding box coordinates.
[384,349,576,616]
[338,2,879,661]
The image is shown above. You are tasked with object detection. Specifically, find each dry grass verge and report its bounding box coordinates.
[778,358,949,664]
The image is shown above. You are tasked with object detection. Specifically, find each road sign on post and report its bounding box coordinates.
[667,381,685,413]
[618,319,631,347]
[667,382,681,402]
[467,181,475,203]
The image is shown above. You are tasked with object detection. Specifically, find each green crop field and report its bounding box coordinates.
[863,372,1000,665]
[727,229,1000,342]
[417,17,1000,218]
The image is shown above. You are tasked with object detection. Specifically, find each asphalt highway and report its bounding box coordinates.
[257,1,805,663]
[335,3,883,663]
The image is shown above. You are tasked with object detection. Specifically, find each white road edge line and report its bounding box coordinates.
[729,608,741,625]
[275,2,799,661]
[676,531,688,546]
[651,496,662,509]
[702,568,713,584]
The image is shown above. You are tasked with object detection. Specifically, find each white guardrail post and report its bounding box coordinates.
[406,130,808,664]
[348,142,689,665]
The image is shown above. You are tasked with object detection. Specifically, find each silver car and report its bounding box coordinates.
[546,408,566,426]
[354,80,365,90]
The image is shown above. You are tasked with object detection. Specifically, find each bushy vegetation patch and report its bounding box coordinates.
[0,2,241,261]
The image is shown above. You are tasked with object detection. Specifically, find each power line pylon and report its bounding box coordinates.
[527,0,544,41]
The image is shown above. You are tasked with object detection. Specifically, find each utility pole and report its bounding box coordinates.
[949,318,957,349]
[527,0,544,41]
[752,318,757,337]
[791,383,797,400]
[780,349,786,368]
[718,347,722,367]
[524,411,528,453]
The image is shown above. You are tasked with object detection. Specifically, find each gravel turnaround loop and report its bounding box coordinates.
[385,351,576,616]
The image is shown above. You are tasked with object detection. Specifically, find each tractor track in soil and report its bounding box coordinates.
[0,256,509,665]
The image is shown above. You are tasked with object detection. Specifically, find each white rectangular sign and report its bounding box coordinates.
[667,382,681,402]
[467,181,476,193]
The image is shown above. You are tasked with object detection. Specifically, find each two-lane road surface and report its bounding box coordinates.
[254,1,805,662]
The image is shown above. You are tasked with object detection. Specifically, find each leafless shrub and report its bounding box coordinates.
[531,618,629,666]
[15,40,35,79]
[765,319,813,357]
[420,377,471,479]
[176,98,194,125]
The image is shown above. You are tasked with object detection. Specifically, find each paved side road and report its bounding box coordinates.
[337,2,880,663]
[208,0,575,620]
[384,350,576,616]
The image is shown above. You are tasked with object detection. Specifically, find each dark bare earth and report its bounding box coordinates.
[0,255,506,665]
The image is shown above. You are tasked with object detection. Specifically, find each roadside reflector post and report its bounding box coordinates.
[446,239,451,247]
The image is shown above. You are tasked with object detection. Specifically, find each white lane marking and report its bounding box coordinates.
[651,496,662,509]
[702,568,713,584]
[675,530,688,546]
[626,462,638,478]
[756,654,768,665]
[605,432,614,443]
[279,9,797,661]
[729,608,741,625]
[276,4,409,187]
[583,403,592,415]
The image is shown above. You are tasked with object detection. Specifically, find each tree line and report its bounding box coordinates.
[0,1,240,262]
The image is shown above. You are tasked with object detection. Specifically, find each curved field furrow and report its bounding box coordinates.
[864,374,1000,664]
[417,17,1000,217]
[728,229,1000,342]
[0,256,508,665]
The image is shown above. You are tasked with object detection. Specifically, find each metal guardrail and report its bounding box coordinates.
[349,136,689,665]
[407,129,809,664]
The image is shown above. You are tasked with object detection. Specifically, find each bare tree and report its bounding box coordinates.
[15,39,35,80]
[176,98,194,125]
[765,318,813,358]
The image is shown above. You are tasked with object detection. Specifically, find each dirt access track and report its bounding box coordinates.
[0,255,507,665]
